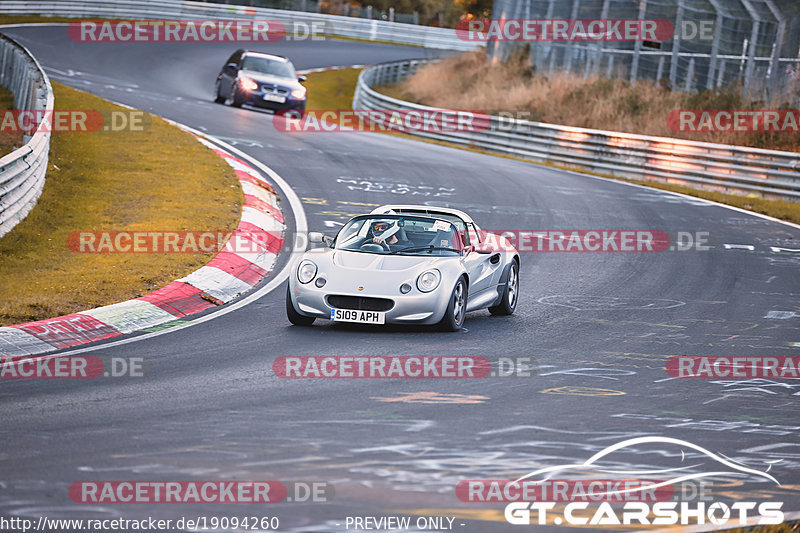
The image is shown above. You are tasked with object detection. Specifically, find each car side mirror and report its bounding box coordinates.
[309,232,333,247]
[223,63,238,74]
[473,243,493,254]
[297,75,307,82]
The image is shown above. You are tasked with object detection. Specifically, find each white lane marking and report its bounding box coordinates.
[40,126,307,358]
[771,246,800,253]
[764,311,799,319]
[723,243,755,250]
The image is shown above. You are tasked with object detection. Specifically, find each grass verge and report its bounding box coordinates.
[301,67,800,225]
[0,81,241,326]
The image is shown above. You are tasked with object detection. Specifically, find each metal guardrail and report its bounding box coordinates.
[354,59,800,203]
[0,34,53,238]
[0,0,478,51]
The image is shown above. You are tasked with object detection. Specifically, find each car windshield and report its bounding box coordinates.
[241,56,295,78]
[334,215,462,256]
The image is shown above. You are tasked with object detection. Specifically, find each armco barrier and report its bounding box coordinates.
[0,0,478,51]
[353,60,800,203]
[0,33,53,238]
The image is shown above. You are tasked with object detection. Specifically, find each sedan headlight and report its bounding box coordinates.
[291,87,306,99]
[416,269,441,293]
[297,260,317,284]
[239,76,258,91]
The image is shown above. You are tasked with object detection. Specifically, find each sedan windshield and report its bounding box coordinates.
[334,215,461,256]
[241,56,295,78]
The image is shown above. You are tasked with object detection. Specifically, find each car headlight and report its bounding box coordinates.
[291,87,306,99]
[416,269,441,293]
[239,77,258,91]
[297,260,317,284]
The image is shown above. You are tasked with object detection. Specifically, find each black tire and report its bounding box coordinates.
[489,261,519,316]
[286,285,315,326]
[213,80,225,104]
[231,86,245,107]
[437,277,467,331]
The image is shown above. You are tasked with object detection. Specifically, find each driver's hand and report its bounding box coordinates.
[372,237,384,244]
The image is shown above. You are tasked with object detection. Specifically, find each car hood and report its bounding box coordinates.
[332,250,451,271]
[239,71,301,89]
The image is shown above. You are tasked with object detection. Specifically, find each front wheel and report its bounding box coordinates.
[438,277,467,331]
[489,261,518,315]
[286,285,315,326]
[213,80,225,104]
[231,85,245,107]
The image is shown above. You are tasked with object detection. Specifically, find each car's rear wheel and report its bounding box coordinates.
[489,261,518,315]
[286,286,315,326]
[438,277,467,331]
[213,80,225,104]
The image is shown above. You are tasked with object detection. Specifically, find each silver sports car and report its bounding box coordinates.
[286,205,520,331]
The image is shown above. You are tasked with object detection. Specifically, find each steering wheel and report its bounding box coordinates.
[359,243,384,253]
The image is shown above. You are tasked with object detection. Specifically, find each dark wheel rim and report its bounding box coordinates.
[507,265,518,308]
[453,282,465,325]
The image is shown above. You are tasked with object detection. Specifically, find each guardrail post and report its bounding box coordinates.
[669,0,684,88]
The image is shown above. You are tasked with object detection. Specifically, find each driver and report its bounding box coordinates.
[371,219,408,248]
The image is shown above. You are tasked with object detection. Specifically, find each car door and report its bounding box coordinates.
[462,224,504,309]
[218,50,243,97]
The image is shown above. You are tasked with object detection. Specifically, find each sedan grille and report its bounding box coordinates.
[261,84,290,96]
[327,295,394,312]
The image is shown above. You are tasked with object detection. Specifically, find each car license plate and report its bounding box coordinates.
[330,308,385,324]
[263,94,286,103]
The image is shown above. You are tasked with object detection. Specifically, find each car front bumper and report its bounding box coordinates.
[290,279,451,325]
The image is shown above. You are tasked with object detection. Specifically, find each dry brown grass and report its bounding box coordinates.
[386,50,800,153]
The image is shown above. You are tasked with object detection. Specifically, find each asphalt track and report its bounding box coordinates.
[1,25,800,532]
